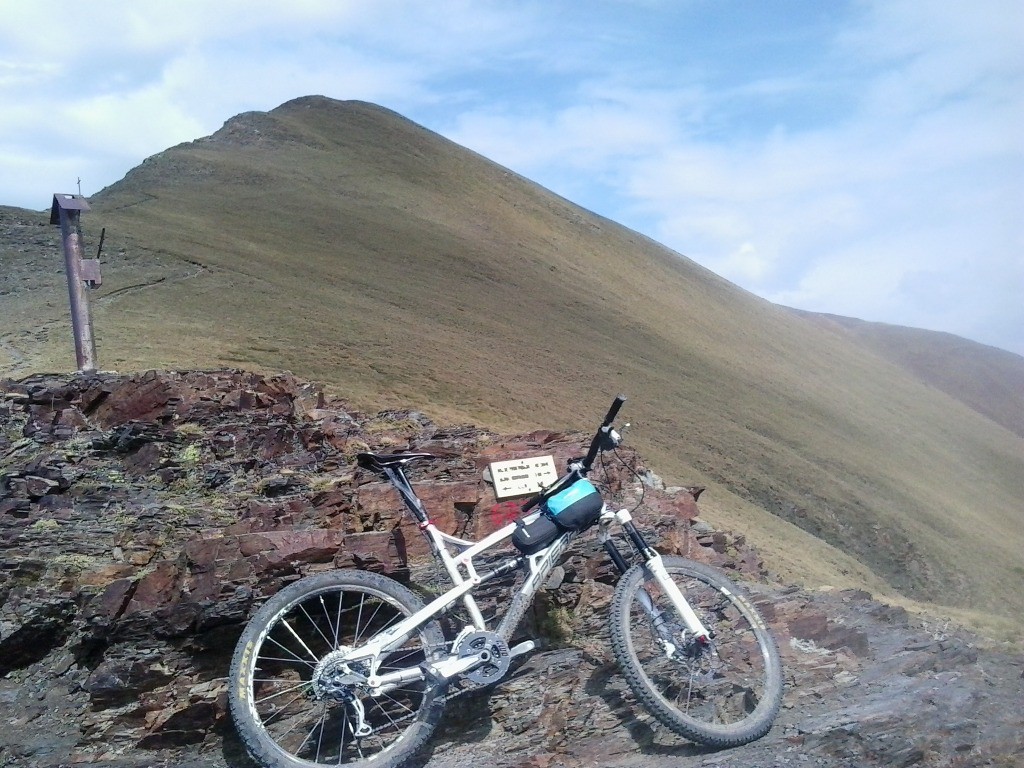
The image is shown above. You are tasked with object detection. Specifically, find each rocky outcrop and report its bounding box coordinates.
[1,370,1021,767]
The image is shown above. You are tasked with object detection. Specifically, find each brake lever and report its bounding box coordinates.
[600,427,626,451]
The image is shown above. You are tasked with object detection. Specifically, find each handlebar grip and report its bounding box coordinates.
[602,395,627,427]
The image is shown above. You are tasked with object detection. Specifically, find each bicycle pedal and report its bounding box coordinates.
[509,640,537,659]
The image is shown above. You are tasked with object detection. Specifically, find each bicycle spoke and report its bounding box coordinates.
[327,593,342,650]
[354,596,388,645]
[313,705,327,764]
[378,691,417,720]
[338,706,349,761]
[293,705,328,758]
[264,633,318,667]
[281,618,322,664]
[254,654,316,666]
[262,689,316,728]
[252,680,308,703]
[352,592,368,645]
[298,600,337,652]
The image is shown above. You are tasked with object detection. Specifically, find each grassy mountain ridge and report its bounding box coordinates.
[3,96,1022,632]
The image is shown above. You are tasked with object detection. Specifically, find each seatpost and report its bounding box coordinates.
[382,466,430,525]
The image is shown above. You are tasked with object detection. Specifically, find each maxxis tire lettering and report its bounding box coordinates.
[236,641,252,702]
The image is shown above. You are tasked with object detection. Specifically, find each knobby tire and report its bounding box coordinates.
[229,569,446,768]
[609,556,783,747]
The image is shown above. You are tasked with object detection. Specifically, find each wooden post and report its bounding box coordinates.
[50,193,98,373]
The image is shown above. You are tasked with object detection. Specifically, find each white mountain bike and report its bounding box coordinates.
[229,396,783,768]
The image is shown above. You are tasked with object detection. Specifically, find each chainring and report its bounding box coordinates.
[456,630,512,686]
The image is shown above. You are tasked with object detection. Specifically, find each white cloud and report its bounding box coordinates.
[0,0,1020,353]
[609,3,1023,353]
[0,0,544,204]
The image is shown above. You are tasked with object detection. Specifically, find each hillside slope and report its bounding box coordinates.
[2,96,1022,630]
[791,310,1024,439]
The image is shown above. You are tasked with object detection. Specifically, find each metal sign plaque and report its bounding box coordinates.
[488,455,558,500]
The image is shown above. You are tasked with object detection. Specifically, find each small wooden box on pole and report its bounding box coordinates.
[50,193,99,372]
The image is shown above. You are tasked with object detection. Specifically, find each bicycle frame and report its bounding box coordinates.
[345,459,710,696]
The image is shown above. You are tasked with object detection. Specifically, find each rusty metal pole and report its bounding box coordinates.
[51,193,97,372]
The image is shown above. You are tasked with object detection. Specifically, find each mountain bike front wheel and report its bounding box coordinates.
[609,556,783,747]
[229,569,447,768]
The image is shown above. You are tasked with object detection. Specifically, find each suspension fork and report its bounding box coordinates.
[601,509,711,642]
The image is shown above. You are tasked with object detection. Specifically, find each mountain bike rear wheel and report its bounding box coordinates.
[229,569,447,768]
[609,556,783,747]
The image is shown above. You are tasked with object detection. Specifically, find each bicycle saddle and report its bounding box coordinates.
[356,452,438,471]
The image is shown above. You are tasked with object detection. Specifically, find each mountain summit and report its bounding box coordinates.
[2,96,1022,633]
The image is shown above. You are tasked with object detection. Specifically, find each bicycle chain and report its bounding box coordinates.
[341,643,491,736]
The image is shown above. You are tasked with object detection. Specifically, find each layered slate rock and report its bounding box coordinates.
[0,370,732,763]
[1,370,1020,768]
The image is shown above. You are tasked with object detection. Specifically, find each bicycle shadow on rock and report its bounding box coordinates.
[584,661,720,761]
[406,685,501,767]
[412,649,596,765]
[425,649,722,765]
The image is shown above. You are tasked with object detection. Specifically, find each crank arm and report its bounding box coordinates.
[509,639,536,659]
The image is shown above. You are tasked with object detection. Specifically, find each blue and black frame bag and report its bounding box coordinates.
[544,478,604,531]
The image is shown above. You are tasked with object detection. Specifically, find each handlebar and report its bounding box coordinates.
[520,394,627,513]
[602,394,627,427]
[582,393,626,469]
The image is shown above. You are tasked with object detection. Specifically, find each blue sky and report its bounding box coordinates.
[2,1,1022,355]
